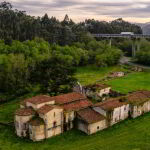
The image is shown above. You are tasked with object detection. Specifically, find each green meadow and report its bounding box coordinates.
[1,65,150,150]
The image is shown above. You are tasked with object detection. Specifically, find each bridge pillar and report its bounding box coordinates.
[132,40,136,57]
[137,39,141,51]
[132,38,141,57]
[109,38,112,48]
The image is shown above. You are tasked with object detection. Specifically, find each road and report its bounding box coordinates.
[120,56,150,69]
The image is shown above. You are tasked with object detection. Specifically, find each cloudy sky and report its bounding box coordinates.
[5,0,150,23]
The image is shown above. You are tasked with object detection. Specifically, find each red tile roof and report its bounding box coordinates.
[37,105,62,115]
[77,108,106,124]
[16,108,35,116]
[127,90,150,105]
[63,99,93,111]
[54,92,86,105]
[94,97,128,111]
[25,95,54,105]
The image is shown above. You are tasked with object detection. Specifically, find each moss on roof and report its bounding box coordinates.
[29,117,44,126]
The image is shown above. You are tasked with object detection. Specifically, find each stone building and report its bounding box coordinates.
[73,83,111,99]
[108,72,125,78]
[20,95,55,110]
[29,118,45,141]
[15,108,35,137]
[15,93,92,141]
[53,93,92,131]
[77,108,107,135]
[83,84,111,99]
[127,91,150,118]
[15,90,150,141]
[93,97,130,126]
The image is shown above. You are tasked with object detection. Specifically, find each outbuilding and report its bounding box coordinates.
[93,97,130,126]
[77,108,107,135]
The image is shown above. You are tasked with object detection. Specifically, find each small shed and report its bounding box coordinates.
[77,108,107,135]
[93,97,130,126]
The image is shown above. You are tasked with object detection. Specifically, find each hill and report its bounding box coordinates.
[136,22,150,34]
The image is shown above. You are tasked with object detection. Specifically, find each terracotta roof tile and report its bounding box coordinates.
[37,105,62,115]
[63,99,93,111]
[94,97,128,111]
[25,95,54,105]
[16,108,35,116]
[127,91,150,105]
[54,92,86,105]
[77,108,105,124]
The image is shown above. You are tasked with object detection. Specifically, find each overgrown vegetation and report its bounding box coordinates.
[0,38,122,101]
[135,40,150,65]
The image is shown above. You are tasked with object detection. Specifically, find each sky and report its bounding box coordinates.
[3,0,150,23]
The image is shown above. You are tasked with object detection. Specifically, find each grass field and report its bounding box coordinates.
[1,111,150,150]
[75,65,127,85]
[1,65,150,150]
[76,65,150,94]
[107,72,150,94]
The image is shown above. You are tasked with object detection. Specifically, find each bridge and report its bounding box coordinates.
[92,34,150,57]
[92,34,150,38]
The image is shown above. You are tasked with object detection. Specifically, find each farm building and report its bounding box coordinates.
[77,108,107,134]
[127,91,150,118]
[93,97,130,126]
[15,90,150,141]
[15,93,92,141]
[82,84,111,98]
[73,83,111,98]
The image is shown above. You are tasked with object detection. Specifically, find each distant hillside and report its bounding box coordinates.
[136,22,150,34]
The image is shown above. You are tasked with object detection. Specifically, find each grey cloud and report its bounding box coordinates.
[9,0,150,20]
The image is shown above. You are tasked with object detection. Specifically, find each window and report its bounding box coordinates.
[97,126,100,130]
[54,112,55,117]
[53,121,57,127]
[124,107,126,111]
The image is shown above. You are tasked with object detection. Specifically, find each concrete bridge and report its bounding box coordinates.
[92,34,150,57]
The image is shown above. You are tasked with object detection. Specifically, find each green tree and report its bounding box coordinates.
[31,55,77,95]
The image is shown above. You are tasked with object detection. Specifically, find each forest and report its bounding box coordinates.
[0,1,148,102]
[0,1,142,45]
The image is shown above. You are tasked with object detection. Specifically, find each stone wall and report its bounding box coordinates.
[29,124,45,141]
[131,101,150,118]
[77,119,107,135]
[110,104,130,126]
[98,87,111,97]
[39,108,63,138]
[15,115,34,137]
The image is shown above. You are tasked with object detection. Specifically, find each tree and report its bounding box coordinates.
[0,54,31,95]
[31,55,77,95]
[0,1,12,10]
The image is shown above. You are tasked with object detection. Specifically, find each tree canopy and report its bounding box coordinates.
[0,1,142,45]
